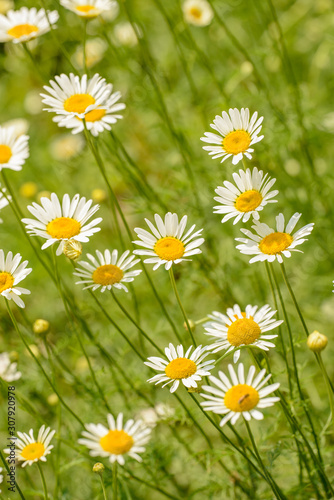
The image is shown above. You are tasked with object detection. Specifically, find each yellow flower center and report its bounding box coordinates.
[21,442,45,461]
[76,5,96,13]
[0,272,14,293]
[0,145,12,163]
[7,24,39,39]
[189,7,202,19]
[227,318,261,346]
[235,190,262,212]
[165,358,197,379]
[259,232,293,255]
[84,108,106,122]
[224,384,259,412]
[222,130,251,155]
[64,94,96,114]
[92,265,124,286]
[46,217,81,239]
[154,237,185,261]
[99,430,134,455]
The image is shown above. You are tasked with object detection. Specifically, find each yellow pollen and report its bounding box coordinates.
[99,430,134,455]
[259,232,293,255]
[21,442,45,461]
[7,24,39,39]
[46,217,81,239]
[165,358,197,379]
[0,272,14,293]
[189,7,202,19]
[227,318,261,346]
[235,190,262,212]
[222,130,251,155]
[84,108,106,122]
[154,237,185,261]
[0,145,12,163]
[76,4,95,12]
[224,384,259,412]
[64,94,95,114]
[92,265,124,286]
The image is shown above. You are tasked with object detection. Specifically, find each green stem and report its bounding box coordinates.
[83,19,88,75]
[0,450,26,499]
[22,43,48,80]
[99,473,108,500]
[37,462,48,500]
[113,461,118,500]
[169,267,196,346]
[318,353,334,433]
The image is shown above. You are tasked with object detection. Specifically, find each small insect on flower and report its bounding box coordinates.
[133,212,204,271]
[0,352,21,382]
[201,108,264,165]
[200,363,280,426]
[0,7,58,44]
[22,193,102,256]
[204,304,283,363]
[0,125,29,172]
[74,249,142,292]
[236,212,314,264]
[79,413,151,465]
[145,344,215,393]
[214,168,278,225]
[60,0,117,18]
[0,250,32,308]
[182,0,213,27]
[4,425,55,467]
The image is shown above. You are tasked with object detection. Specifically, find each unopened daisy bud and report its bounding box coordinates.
[33,319,50,335]
[63,240,82,261]
[27,344,40,358]
[19,182,38,199]
[187,384,203,394]
[307,331,328,353]
[91,188,107,203]
[47,393,59,406]
[183,319,196,332]
[93,462,105,473]
[9,350,19,362]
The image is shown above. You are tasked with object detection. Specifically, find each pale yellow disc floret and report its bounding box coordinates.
[235,190,262,212]
[46,217,81,239]
[92,265,124,286]
[154,237,185,261]
[259,232,293,255]
[99,430,134,455]
[224,384,259,412]
[165,358,197,379]
[227,318,261,347]
[222,130,251,155]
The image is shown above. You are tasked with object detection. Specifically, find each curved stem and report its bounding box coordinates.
[37,462,48,500]
[318,353,334,434]
[99,473,108,500]
[169,268,196,346]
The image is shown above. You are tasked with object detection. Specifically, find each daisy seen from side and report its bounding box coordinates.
[0,7,58,43]
[145,343,215,393]
[22,193,102,256]
[4,425,55,467]
[204,303,283,363]
[201,108,264,165]
[0,125,29,171]
[0,250,32,308]
[133,212,204,271]
[78,412,151,465]
[200,363,280,426]
[214,167,278,225]
[60,0,116,18]
[236,212,314,264]
[0,352,21,382]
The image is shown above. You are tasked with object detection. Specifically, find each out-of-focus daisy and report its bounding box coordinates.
[0,125,29,171]
[204,304,283,363]
[114,22,139,47]
[145,344,215,393]
[72,38,107,69]
[0,250,31,308]
[0,352,21,382]
[236,212,314,264]
[53,88,125,136]
[41,73,115,121]
[74,249,142,292]
[133,212,204,271]
[0,466,3,493]
[214,168,278,225]
[201,108,264,165]
[0,1,13,15]
[19,182,38,199]
[50,134,85,160]
[0,7,58,44]
[0,184,10,223]
[182,0,213,27]
[201,363,280,426]
[2,118,29,136]
[4,425,55,467]
[60,0,117,19]
[78,412,151,465]
[22,193,102,256]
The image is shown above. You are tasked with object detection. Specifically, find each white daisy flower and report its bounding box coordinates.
[236,212,314,264]
[201,108,264,165]
[0,352,21,382]
[133,212,205,271]
[60,0,116,18]
[0,250,32,308]
[0,7,58,44]
[0,466,2,493]
[214,167,278,225]
[78,412,151,465]
[182,0,213,27]
[74,249,142,293]
[53,89,125,136]
[0,184,10,223]
[204,304,283,363]
[145,343,215,393]
[4,425,55,467]
[0,125,29,171]
[41,73,115,122]
[22,193,102,256]
[201,363,280,426]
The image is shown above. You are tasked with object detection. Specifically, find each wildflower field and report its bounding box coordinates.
[0,0,333,498]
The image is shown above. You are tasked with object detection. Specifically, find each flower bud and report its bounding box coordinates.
[93,463,105,473]
[9,351,19,362]
[183,319,196,332]
[47,393,59,406]
[33,319,50,335]
[187,384,202,394]
[63,240,82,261]
[91,188,107,203]
[307,331,328,353]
